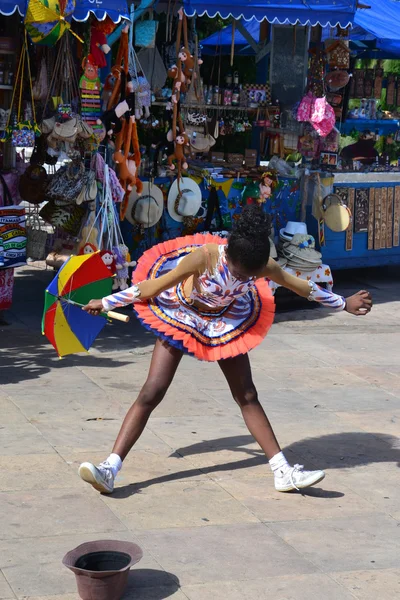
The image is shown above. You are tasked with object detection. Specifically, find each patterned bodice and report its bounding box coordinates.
[187,245,255,308]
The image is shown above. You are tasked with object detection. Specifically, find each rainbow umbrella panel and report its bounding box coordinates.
[25,0,76,45]
[42,252,114,357]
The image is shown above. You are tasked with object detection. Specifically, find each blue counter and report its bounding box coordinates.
[307,173,400,270]
[339,119,400,136]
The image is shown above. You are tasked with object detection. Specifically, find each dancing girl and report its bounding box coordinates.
[79,206,372,494]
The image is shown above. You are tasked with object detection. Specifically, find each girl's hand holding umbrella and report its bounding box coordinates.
[83,299,105,317]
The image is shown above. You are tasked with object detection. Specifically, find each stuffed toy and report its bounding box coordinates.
[78,242,97,255]
[114,116,143,221]
[112,244,137,291]
[127,119,143,194]
[168,131,189,171]
[101,73,115,112]
[90,24,112,69]
[134,76,151,120]
[99,70,135,138]
[107,26,130,111]
[179,47,195,84]
[100,249,116,274]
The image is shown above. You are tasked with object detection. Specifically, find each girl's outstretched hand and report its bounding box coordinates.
[83,299,104,316]
[345,290,372,316]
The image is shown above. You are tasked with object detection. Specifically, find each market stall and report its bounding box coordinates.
[4,0,397,320]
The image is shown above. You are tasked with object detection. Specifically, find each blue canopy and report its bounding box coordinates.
[184,0,357,27]
[355,0,400,42]
[0,0,129,23]
[73,0,130,23]
[0,0,25,16]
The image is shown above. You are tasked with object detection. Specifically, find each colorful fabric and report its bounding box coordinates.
[25,0,75,46]
[131,234,275,362]
[269,264,334,295]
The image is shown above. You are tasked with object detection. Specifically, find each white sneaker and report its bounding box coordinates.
[274,464,325,492]
[78,461,115,494]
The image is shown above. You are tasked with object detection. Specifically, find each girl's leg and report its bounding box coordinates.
[217,353,280,459]
[79,339,183,492]
[113,338,184,459]
[218,353,325,492]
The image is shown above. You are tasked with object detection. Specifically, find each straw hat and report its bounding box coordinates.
[168,177,202,223]
[269,237,278,259]
[125,182,164,228]
[282,234,322,267]
[322,193,352,232]
[279,221,308,242]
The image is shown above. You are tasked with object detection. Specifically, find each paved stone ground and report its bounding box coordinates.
[1,264,400,600]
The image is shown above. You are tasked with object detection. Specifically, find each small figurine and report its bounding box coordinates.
[80,55,101,92]
[259,170,278,203]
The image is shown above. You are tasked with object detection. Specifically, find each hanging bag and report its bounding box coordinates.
[2,30,40,147]
[135,13,158,49]
[26,213,48,260]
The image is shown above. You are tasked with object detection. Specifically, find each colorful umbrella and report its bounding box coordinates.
[25,0,80,46]
[42,252,128,357]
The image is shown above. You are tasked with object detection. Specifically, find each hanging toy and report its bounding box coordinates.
[135,76,151,120]
[168,131,189,171]
[100,249,116,273]
[90,18,116,68]
[114,116,143,221]
[78,242,97,256]
[112,244,137,291]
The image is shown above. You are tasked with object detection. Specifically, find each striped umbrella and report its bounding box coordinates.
[42,252,128,357]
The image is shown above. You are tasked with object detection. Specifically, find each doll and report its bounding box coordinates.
[90,23,112,69]
[259,170,278,203]
[100,249,116,274]
[112,244,137,291]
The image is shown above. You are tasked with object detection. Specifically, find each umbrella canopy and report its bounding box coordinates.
[25,0,76,45]
[42,252,114,357]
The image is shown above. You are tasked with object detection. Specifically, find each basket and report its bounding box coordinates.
[26,214,48,260]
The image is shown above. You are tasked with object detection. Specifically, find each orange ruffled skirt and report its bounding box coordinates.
[132,233,275,362]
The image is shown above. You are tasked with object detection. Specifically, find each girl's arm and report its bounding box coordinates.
[262,258,372,315]
[85,247,208,314]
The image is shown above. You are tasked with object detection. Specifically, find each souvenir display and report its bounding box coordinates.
[0,3,398,292]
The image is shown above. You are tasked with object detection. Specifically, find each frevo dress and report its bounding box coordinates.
[132,233,275,362]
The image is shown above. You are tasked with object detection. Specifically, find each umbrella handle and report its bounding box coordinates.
[106,310,130,323]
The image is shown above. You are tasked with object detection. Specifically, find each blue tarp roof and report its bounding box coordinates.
[0,0,130,23]
[184,0,357,27]
[355,0,400,42]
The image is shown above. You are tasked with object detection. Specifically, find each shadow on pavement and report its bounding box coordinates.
[124,569,180,599]
[109,431,399,499]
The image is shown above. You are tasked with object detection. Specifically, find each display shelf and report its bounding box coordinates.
[0,84,12,90]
